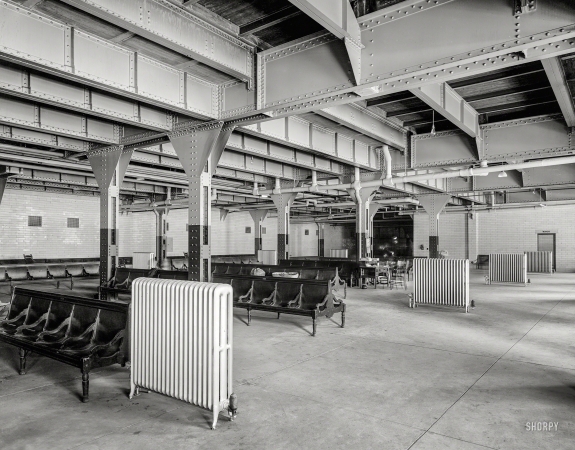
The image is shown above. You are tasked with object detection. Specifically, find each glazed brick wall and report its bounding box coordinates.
[476,205,575,272]
[0,188,100,260]
[413,205,575,272]
[290,223,319,257]
[118,211,156,257]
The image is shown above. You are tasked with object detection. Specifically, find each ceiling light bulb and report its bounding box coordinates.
[498,171,507,178]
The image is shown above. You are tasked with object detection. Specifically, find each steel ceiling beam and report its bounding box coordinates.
[288,0,363,84]
[541,57,575,127]
[0,95,121,144]
[0,63,175,132]
[257,0,575,116]
[410,83,480,138]
[0,124,91,152]
[239,116,380,171]
[0,1,219,119]
[315,103,407,149]
[59,0,255,86]
[239,5,302,36]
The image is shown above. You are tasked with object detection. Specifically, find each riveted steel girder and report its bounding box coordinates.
[481,115,574,162]
[473,171,524,191]
[0,63,175,131]
[0,1,219,119]
[315,104,407,149]
[410,83,480,138]
[522,163,575,187]
[256,0,575,115]
[412,131,479,168]
[0,94,121,144]
[59,0,255,85]
[239,115,380,171]
[288,0,363,84]
[541,57,575,127]
[0,124,91,152]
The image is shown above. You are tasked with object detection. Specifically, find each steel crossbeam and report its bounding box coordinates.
[542,57,575,127]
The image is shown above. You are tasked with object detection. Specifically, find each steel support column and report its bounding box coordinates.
[415,194,451,258]
[154,208,171,270]
[348,184,378,261]
[249,209,268,254]
[169,121,232,281]
[271,193,297,260]
[88,146,132,297]
[318,223,325,257]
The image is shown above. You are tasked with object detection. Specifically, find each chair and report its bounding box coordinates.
[389,268,407,290]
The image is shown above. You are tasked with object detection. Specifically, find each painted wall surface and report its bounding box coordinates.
[290,223,319,257]
[413,205,575,272]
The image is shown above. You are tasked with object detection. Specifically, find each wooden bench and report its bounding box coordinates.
[212,263,347,297]
[0,287,128,402]
[214,275,345,336]
[476,255,489,269]
[100,268,151,299]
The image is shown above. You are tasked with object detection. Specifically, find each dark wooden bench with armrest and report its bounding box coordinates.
[0,287,128,402]
[100,267,151,299]
[213,275,345,336]
[212,263,347,298]
[476,255,489,269]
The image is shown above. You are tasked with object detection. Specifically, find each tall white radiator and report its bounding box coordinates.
[133,252,155,269]
[411,259,470,312]
[488,253,527,284]
[130,278,236,429]
[525,251,553,274]
[330,249,348,258]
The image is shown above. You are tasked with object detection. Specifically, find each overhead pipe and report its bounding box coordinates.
[257,155,575,195]
[381,145,392,183]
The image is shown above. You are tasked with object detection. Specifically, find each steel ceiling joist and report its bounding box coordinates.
[239,116,380,171]
[411,131,479,168]
[541,57,575,126]
[315,103,407,149]
[288,0,363,84]
[0,94,121,144]
[410,83,480,138]
[0,124,90,152]
[0,63,175,131]
[134,142,314,182]
[256,0,575,116]
[59,0,255,86]
[0,1,219,119]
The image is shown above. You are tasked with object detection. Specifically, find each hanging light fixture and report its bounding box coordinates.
[430,110,436,136]
[498,170,507,178]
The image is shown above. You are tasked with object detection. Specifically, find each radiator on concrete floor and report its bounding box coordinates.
[525,251,553,274]
[129,278,236,429]
[330,249,348,258]
[411,259,470,312]
[488,253,527,284]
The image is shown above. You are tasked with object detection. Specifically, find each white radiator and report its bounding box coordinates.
[132,252,155,269]
[258,249,277,265]
[488,253,527,284]
[130,278,236,429]
[525,251,553,274]
[330,249,348,258]
[412,259,470,311]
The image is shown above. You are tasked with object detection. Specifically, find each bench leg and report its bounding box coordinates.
[81,370,89,403]
[277,312,280,319]
[312,318,317,337]
[19,348,28,375]
[341,310,346,328]
[56,280,60,289]
[247,309,251,326]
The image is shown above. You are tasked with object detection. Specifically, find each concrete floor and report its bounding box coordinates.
[1,270,574,449]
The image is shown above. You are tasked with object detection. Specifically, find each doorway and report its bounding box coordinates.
[537,233,556,270]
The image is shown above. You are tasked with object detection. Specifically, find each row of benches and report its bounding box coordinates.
[212,263,347,297]
[0,287,128,402]
[213,274,345,336]
[0,263,100,289]
[100,268,188,299]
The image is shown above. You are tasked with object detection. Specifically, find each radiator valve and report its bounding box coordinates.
[228,393,238,421]
[484,276,490,285]
[408,293,414,308]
